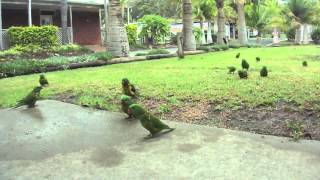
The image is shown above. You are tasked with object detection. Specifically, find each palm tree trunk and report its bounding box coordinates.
[107,0,130,57]
[216,6,225,45]
[182,0,196,51]
[207,21,213,44]
[236,0,247,45]
[200,21,206,45]
[61,0,68,44]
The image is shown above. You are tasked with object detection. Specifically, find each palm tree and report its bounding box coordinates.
[245,0,281,43]
[61,0,68,44]
[183,0,196,51]
[107,0,130,57]
[194,3,206,44]
[287,0,313,44]
[201,0,216,44]
[236,0,247,45]
[215,0,225,44]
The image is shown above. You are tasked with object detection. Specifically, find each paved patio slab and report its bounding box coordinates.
[0,100,319,179]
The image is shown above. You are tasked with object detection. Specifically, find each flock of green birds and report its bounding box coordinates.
[14,76,174,139]
[229,52,309,79]
[228,52,268,79]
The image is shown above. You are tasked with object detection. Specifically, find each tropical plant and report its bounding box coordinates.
[287,0,313,44]
[245,0,282,43]
[126,24,138,46]
[138,15,170,47]
[311,27,320,44]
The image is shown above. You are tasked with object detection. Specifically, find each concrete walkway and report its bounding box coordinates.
[0,100,319,180]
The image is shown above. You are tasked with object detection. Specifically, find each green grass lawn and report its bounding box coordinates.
[1,46,320,112]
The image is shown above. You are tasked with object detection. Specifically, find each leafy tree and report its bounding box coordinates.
[286,0,313,44]
[138,15,170,47]
[245,0,283,43]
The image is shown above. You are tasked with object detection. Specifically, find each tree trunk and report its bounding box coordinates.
[182,0,196,51]
[177,33,184,58]
[216,7,225,45]
[302,24,309,44]
[236,0,247,45]
[61,0,68,44]
[107,0,130,57]
[207,21,213,44]
[200,21,206,45]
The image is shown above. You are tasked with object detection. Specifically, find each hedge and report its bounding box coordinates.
[8,26,58,49]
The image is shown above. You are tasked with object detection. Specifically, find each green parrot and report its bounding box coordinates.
[39,74,49,87]
[129,104,175,137]
[15,86,43,108]
[121,95,135,119]
[122,78,138,98]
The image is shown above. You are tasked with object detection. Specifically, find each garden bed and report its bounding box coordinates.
[0,50,204,78]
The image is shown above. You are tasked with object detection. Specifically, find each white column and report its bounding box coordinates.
[28,0,32,26]
[69,5,73,43]
[0,0,3,50]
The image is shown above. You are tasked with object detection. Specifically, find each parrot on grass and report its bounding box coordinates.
[39,74,49,87]
[122,78,138,98]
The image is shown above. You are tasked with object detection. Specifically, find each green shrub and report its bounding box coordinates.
[52,44,92,54]
[135,49,170,56]
[138,15,170,45]
[245,43,262,48]
[92,52,113,61]
[286,28,296,42]
[0,47,23,60]
[8,26,58,49]
[13,45,44,54]
[0,52,113,77]
[211,44,229,51]
[311,27,320,44]
[229,44,241,49]
[196,46,211,52]
[135,52,148,56]
[148,49,170,55]
[126,24,138,46]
